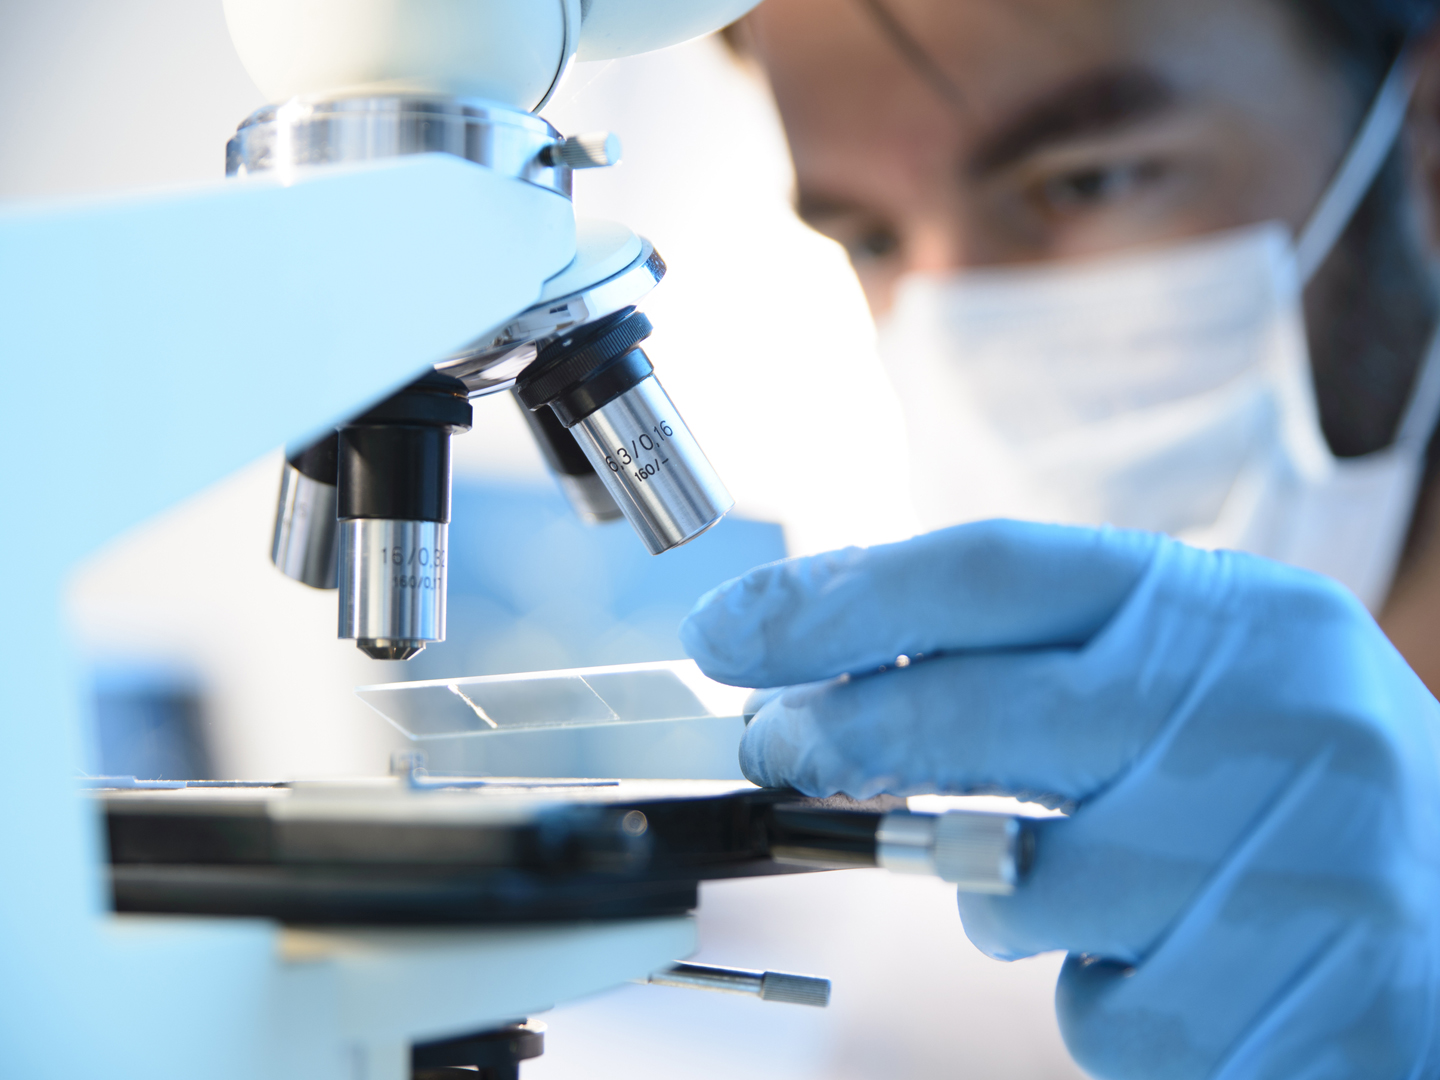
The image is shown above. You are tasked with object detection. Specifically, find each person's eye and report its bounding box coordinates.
[849,224,901,261]
[1035,158,1168,215]
[801,212,902,264]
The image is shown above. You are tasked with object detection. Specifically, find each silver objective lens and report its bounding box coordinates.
[556,471,625,525]
[571,376,730,553]
[272,455,339,589]
[338,519,447,660]
[335,374,472,661]
[516,391,625,525]
[515,309,732,554]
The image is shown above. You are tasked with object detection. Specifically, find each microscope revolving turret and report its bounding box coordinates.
[223,1,746,658]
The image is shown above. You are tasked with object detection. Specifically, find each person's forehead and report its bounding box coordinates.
[748,0,1327,164]
[753,0,1138,131]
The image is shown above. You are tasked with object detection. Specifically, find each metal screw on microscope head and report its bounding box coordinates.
[542,132,623,169]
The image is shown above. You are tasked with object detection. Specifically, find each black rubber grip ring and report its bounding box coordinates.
[516,309,654,409]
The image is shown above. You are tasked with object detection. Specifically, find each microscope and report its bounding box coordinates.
[0,4,1032,1076]
[0,2,758,1076]
[238,0,737,661]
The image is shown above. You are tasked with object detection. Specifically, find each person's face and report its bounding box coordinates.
[743,0,1363,315]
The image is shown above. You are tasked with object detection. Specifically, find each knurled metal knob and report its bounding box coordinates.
[876,810,1025,894]
[542,132,623,169]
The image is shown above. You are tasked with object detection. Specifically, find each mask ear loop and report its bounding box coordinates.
[1295,54,1416,284]
[1305,53,1440,477]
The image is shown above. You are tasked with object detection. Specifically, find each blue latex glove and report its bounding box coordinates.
[680,520,1440,1079]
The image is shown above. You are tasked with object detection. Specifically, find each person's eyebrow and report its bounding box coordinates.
[793,190,872,226]
[966,66,1177,177]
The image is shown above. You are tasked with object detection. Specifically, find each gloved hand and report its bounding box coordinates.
[680,520,1440,1080]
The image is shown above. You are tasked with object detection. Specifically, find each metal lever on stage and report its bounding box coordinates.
[638,962,831,1007]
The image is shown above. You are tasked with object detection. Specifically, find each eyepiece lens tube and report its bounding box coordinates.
[271,433,340,590]
[516,390,624,524]
[337,374,472,660]
[516,310,733,554]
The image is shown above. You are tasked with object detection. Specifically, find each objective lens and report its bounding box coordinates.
[516,309,732,554]
[570,377,727,553]
[338,518,446,660]
[271,433,339,589]
[337,373,471,660]
[517,391,624,525]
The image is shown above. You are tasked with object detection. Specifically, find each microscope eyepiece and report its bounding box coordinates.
[337,373,472,660]
[517,310,733,555]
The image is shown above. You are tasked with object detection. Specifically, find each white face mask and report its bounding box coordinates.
[877,60,1440,611]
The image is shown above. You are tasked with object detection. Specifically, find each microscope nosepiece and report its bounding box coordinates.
[516,309,733,554]
[337,374,471,660]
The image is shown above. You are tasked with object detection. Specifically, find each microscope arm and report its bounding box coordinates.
[1,152,574,547]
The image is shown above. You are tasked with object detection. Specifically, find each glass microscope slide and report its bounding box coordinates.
[355,659,752,740]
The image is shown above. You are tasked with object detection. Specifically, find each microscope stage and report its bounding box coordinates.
[101,780,896,924]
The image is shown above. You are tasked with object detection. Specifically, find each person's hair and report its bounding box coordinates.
[1289,0,1439,86]
[724,3,1440,85]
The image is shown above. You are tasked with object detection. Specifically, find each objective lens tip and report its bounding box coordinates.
[358,639,426,661]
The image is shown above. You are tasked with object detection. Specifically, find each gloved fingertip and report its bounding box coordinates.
[677,609,719,667]
[738,720,784,788]
[738,690,812,788]
[742,687,784,724]
[681,578,777,686]
[680,617,763,687]
[956,894,1019,960]
[739,690,856,796]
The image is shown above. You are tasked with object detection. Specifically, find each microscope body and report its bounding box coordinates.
[0,0,759,1075]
